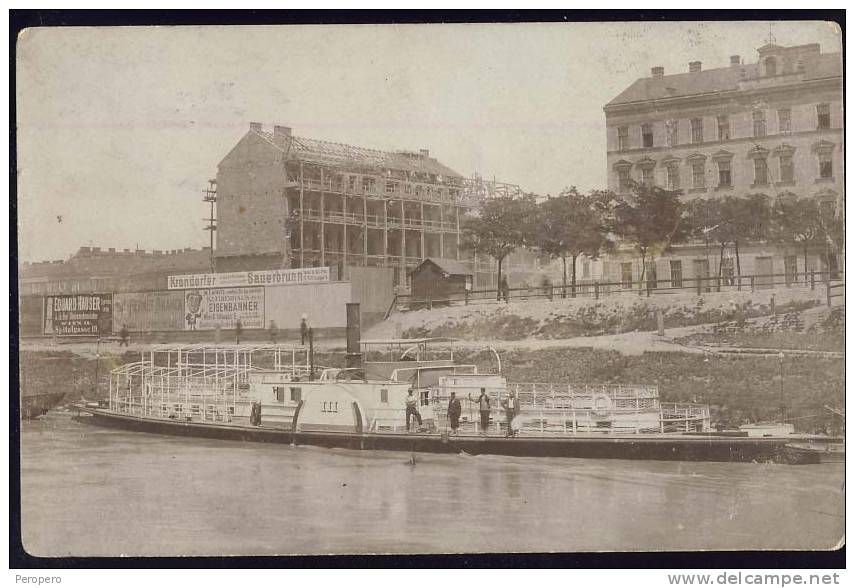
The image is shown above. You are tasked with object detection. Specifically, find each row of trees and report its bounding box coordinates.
[460,182,843,299]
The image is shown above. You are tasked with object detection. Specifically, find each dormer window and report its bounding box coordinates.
[765,56,777,77]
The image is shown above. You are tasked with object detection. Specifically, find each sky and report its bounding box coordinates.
[16,20,841,262]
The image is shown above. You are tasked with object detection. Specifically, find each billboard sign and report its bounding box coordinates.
[168,267,330,290]
[184,287,265,331]
[113,291,185,332]
[43,293,113,336]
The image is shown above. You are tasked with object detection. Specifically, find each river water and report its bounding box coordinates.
[20,412,844,556]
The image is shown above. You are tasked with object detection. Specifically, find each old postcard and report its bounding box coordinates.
[16,19,844,558]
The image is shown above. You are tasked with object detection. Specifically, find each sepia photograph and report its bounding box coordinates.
[14,16,844,559]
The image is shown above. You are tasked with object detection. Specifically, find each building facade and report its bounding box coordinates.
[215,123,542,289]
[19,246,213,296]
[596,42,842,288]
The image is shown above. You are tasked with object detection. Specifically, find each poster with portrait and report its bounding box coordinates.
[183,287,265,331]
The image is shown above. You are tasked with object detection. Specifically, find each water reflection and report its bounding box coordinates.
[20,413,844,556]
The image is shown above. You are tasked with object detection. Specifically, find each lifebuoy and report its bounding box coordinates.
[591,394,613,418]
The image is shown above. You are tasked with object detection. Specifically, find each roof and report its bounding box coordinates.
[360,337,458,346]
[412,257,473,276]
[606,51,841,107]
[254,130,463,179]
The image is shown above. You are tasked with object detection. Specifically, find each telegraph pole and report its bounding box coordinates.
[203,179,217,272]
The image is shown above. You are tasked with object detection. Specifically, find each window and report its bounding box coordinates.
[420,390,430,407]
[670,260,683,288]
[692,163,705,188]
[817,104,830,130]
[380,388,388,404]
[785,255,798,286]
[765,57,777,77]
[665,119,678,147]
[582,260,591,279]
[641,123,653,148]
[753,158,768,185]
[618,168,631,192]
[721,258,734,286]
[819,152,833,179]
[691,118,703,144]
[777,108,792,134]
[717,161,732,187]
[640,167,654,187]
[717,115,730,140]
[273,386,285,402]
[753,110,766,138]
[645,262,657,289]
[617,126,628,150]
[621,263,633,289]
[290,387,302,403]
[779,155,794,183]
[666,164,680,190]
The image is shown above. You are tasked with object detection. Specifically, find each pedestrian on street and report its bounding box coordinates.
[500,276,510,303]
[118,324,129,347]
[235,319,243,345]
[269,320,279,345]
[469,388,491,434]
[447,392,462,435]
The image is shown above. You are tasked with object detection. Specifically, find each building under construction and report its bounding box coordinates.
[213,123,542,287]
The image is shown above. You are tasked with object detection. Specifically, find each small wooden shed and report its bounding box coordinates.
[410,258,473,301]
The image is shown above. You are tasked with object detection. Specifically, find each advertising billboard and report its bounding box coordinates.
[113,291,185,332]
[43,293,113,336]
[168,267,330,290]
[183,287,265,331]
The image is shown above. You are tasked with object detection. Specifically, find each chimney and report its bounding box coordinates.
[249,122,263,133]
[345,303,362,370]
[689,61,702,73]
[419,149,430,157]
[273,125,292,140]
[651,66,665,78]
[730,55,741,67]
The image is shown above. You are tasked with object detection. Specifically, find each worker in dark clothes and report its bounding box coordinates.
[469,388,491,434]
[501,390,521,437]
[269,320,279,345]
[235,319,243,345]
[300,314,309,346]
[447,392,462,435]
[405,389,422,432]
[119,324,129,347]
[500,276,510,303]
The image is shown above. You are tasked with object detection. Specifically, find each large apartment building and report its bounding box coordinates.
[214,123,541,288]
[597,41,842,287]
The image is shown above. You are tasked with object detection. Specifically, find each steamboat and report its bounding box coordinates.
[76,305,839,464]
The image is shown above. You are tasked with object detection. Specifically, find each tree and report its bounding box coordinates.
[729,193,771,280]
[770,195,825,279]
[534,187,612,297]
[459,195,537,299]
[686,197,729,284]
[611,183,688,289]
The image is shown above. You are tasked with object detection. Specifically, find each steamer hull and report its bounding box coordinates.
[77,407,830,464]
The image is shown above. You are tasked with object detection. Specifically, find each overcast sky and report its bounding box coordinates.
[16,20,841,262]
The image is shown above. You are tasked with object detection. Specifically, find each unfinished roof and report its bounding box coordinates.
[254,128,464,178]
[607,50,841,107]
[412,257,473,276]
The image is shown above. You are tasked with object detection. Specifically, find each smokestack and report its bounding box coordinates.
[345,303,362,370]
[689,61,702,73]
[651,66,664,78]
[730,55,741,67]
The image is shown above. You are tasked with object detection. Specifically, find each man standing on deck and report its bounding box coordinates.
[447,392,462,435]
[469,388,491,434]
[405,389,422,432]
[300,314,309,346]
[502,390,520,437]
